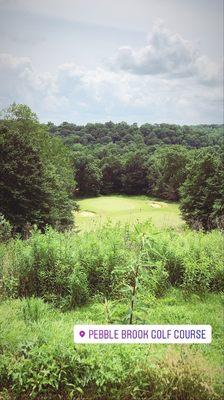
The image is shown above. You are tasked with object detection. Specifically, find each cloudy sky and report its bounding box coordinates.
[0,0,223,124]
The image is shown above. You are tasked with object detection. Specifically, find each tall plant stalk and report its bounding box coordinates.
[129,234,145,324]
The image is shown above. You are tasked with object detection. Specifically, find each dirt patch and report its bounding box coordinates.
[148,201,168,208]
[78,211,96,217]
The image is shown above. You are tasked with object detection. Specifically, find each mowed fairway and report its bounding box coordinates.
[75,195,183,230]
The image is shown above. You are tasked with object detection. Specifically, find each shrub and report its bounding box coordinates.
[0,214,13,242]
[145,262,169,297]
[182,258,211,293]
[0,224,223,309]
[21,297,50,325]
[68,266,89,308]
[141,227,224,294]
[136,349,221,400]
[0,346,222,400]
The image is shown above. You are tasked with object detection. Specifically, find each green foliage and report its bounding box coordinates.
[0,224,223,311]
[148,145,190,200]
[0,295,223,399]
[73,152,102,196]
[101,155,123,194]
[141,226,224,293]
[144,261,169,297]
[0,214,13,242]
[68,267,89,308]
[21,297,51,325]
[0,224,133,307]
[2,103,38,123]
[180,148,224,230]
[0,103,75,232]
[122,152,149,194]
[142,350,220,400]
[50,120,223,149]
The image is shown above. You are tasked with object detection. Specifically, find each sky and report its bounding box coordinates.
[0,0,223,125]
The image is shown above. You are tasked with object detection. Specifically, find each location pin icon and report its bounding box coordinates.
[79,330,85,338]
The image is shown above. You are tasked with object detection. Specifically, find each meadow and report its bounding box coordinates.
[75,195,182,230]
[0,216,223,399]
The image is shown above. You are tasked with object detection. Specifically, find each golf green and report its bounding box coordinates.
[75,195,183,230]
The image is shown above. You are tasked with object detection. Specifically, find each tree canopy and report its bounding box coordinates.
[0,104,75,232]
[180,149,224,230]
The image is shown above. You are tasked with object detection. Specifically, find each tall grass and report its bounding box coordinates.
[0,297,223,400]
[0,223,223,309]
[0,222,223,398]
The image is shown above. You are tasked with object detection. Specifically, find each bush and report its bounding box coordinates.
[68,266,89,308]
[182,258,212,293]
[0,346,222,399]
[141,227,224,294]
[139,350,221,400]
[21,297,50,325]
[147,262,169,297]
[0,214,13,242]
[0,224,135,307]
[0,224,223,310]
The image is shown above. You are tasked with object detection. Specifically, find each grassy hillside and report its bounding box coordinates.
[75,195,182,230]
[0,291,223,399]
[0,223,223,399]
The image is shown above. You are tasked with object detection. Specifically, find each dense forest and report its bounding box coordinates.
[48,121,223,148]
[48,120,224,230]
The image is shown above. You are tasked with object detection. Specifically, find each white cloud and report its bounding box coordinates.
[0,53,56,103]
[111,22,221,86]
[0,51,222,124]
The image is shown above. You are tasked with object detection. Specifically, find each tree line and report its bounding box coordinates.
[0,104,223,235]
[52,120,223,230]
[48,120,223,148]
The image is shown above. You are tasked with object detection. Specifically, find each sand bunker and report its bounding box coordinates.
[79,211,96,217]
[148,201,168,208]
